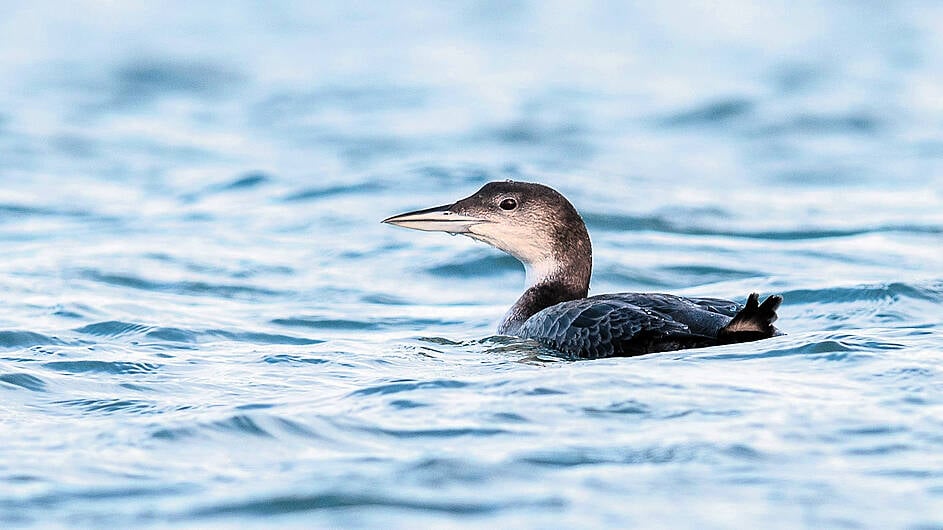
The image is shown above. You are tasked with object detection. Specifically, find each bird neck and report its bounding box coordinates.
[498,235,592,335]
[498,280,588,335]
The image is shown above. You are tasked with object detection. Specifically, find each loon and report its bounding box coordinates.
[382,181,782,359]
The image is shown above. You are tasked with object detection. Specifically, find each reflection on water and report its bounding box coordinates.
[2,1,943,528]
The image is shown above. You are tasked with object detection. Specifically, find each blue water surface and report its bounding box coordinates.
[2,2,943,528]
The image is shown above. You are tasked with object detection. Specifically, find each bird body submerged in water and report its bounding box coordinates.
[383,181,782,359]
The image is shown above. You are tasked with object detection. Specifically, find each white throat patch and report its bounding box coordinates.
[524,259,561,288]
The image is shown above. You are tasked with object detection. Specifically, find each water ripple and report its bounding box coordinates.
[54,398,157,415]
[282,182,383,202]
[74,321,152,338]
[583,212,942,239]
[781,282,943,304]
[518,445,700,467]
[210,172,271,192]
[151,414,275,441]
[0,372,47,392]
[690,335,886,361]
[208,330,323,346]
[273,316,460,331]
[188,492,561,518]
[0,331,65,348]
[349,379,471,397]
[79,270,282,298]
[42,360,161,375]
[261,354,330,365]
[658,97,754,126]
[366,426,510,439]
[107,58,246,108]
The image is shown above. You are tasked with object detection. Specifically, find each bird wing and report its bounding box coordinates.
[516,294,740,359]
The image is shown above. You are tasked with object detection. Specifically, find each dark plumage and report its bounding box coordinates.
[517,292,779,359]
[383,180,783,359]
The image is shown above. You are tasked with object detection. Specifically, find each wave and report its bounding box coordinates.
[0,331,67,349]
[348,379,471,397]
[68,320,321,346]
[780,281,943,304]
[42,360,161,375]
[582,212,942,239]
[78,270,283,298]
[516,443,741,467]
[53,398,158,415]
[0,372,47,392]
[282,182,383,202]
[272,316,461,331]
[187,492,560,518]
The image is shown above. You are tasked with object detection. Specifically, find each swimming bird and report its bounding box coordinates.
[383,181,782,359]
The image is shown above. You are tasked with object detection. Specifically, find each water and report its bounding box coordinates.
[2,1,943,528]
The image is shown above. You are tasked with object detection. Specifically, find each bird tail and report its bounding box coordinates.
[717,293,783,344]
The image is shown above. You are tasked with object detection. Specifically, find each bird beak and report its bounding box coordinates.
[382,203,486,233]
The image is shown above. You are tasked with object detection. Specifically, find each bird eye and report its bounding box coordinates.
[499,198,517,211]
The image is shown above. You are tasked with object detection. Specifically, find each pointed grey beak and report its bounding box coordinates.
[382,203,486,233]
